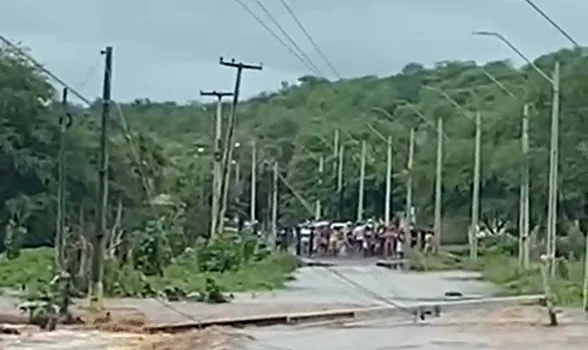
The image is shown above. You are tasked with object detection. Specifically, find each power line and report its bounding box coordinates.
[232,0,320,75]
[0,33,93,106]
[252,0,322,76]
[278,0,342,79]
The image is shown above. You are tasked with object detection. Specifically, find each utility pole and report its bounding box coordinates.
[406,128,415,225]
[384,136,392,226]
[199,90,233,239]
[520,103,531,269]
[217,58,262,235]
[333,129,339,174]
[546,61,560,277]
[332,129,339,218]
[337,144,344,219]
[315,156,324,221]
[90,46,113,309]
[434,117,443,251]
[56,88,71,270]
[271,161,278,249]
[250,139,257,227]
[470,111,482,261]
[357,140,367,222]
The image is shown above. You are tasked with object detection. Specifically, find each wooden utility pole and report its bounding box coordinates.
[384,136,392,226]
[357,140,367,222]
[337,144,344,219]
[546,61,560,277]
[470,111,482,261]
[89,46,113,309]
[271,161,278,248]
[199,90,233,239]
[315,156,324,220]
[217,58,262,235]
[250,139,257,227]
[519,103,531,269]
[434,117,443,250]
[406,128,415,225]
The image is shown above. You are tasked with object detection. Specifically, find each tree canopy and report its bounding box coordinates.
[2,45,588,249]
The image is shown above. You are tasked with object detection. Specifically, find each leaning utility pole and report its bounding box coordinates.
[315,156,324,220]
[433,117,444,251]
[217,58,262,234]
[199,90,233,239]
[357,140,367,222]
[470,111,482,261]
[406,128,415,225]
[520,103,531,269]
[250,139,257,227]
[271,161,278,248]
[384,136,392,226]
[546,62,560,277]
[337,144,344,219]
[89,46,113,309]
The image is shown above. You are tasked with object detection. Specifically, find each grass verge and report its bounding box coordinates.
[408,249,586,306]
[0,247,298,298]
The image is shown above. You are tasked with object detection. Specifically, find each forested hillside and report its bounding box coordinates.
[2,45,588,251]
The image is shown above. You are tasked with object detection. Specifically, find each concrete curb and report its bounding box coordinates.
[144,294,545,333]
[143,309,356,333]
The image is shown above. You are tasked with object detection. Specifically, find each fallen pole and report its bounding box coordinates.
[142,294,545,333]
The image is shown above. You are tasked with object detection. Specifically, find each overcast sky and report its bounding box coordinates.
[1,0,586,103]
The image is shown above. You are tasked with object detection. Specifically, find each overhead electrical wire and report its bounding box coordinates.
[278,0,342,79]
[232,0,320,75]
[252,0,323,76]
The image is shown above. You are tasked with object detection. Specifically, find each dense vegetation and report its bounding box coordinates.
[1,44,588,298]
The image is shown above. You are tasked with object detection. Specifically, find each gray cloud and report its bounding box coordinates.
[1,0,586,103]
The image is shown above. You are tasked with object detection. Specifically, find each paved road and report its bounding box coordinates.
[5,260,580,350]
[240,307,588,350]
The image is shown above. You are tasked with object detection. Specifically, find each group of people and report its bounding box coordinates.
[282,216,435,259]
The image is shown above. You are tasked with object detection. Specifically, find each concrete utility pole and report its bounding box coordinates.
[520,103,531,269]
[406,128,415,225]
[583,232,588,313]
[357,140,367,222]
[56,88,71,270]
[384,136,393,226]
[434,116,443,250]
[333,129,339,173]
[470,111,482,261]
[481,67,532,268]
[473,32,561,275]
[199,90,233,239]
[90,46,113,309]
[271,161,278,248]
[315,156,324,220]
[547,61,560,277]
[250,139,257,227]
[217,58,262,234]
[337,144,344,219]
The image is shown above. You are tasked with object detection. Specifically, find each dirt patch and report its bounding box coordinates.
[139,327,252,350]
[78,308,150,333]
